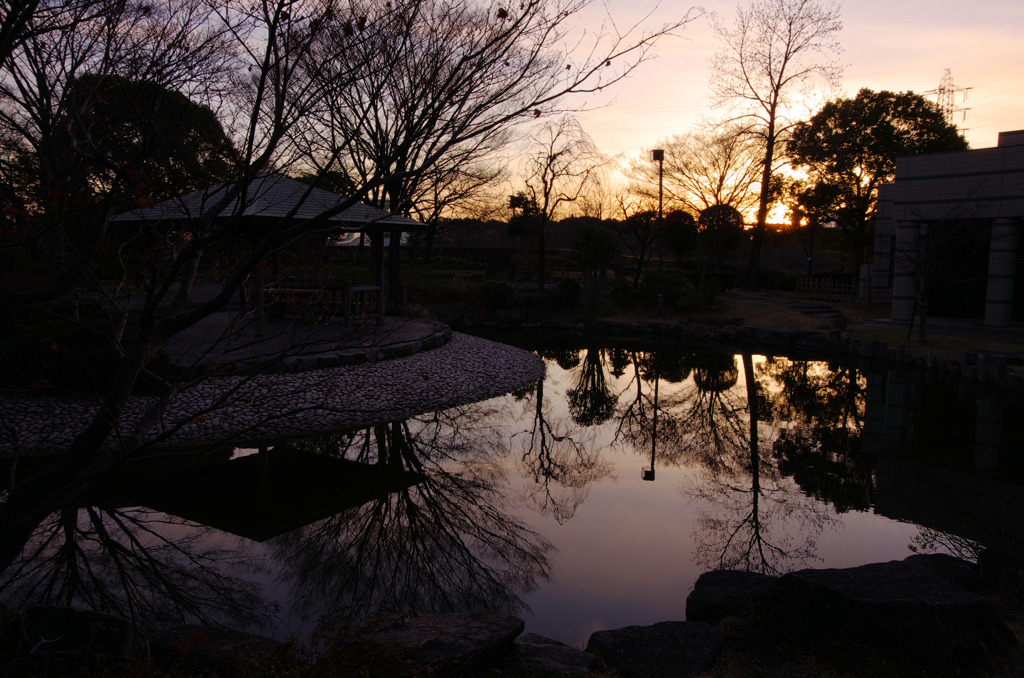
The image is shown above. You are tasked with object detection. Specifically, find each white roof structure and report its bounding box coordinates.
[113,173,421,232]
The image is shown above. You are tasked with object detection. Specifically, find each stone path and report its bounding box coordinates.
[0,329,545,456]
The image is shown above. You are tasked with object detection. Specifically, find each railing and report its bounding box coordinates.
[262,281,384,326]
[796,277,857,303]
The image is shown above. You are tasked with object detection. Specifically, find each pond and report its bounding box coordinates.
[3,335,1023,649]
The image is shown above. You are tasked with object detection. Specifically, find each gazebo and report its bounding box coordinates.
[113,173,421,322]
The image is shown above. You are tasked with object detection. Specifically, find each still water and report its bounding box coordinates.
[3,337,1023,648]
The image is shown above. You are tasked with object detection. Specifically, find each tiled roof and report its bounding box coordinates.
[113,173,421,230]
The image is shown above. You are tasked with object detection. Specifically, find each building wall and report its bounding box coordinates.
[871,130,1024,324]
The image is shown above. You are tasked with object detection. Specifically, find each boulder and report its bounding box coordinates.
[515,632,594,673]
[685,569,776,625]
[760,555,1016,671]
[586,621,722,678]
[339,611,524,668]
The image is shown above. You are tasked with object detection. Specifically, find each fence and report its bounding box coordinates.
[796,277,857,303]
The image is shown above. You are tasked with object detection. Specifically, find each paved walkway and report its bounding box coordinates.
[162,312,453,374]
[0,312,546,456]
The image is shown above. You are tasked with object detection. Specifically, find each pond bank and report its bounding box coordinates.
[443,302,1024,392]
[3,553,1019,677]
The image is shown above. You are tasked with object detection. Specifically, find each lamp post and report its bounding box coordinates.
[652,149,664,271]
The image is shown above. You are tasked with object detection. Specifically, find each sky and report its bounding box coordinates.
[568,0,1024,166]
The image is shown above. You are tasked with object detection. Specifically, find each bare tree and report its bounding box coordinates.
[293,0,698,291]
[895,216,990,343]
[710,0,843,288]
[0,506,264,635]
[613,194,660,287]
[408,154,508,257]
[629,125,761,217]
[520,115,603,291]
[0,0,696,575]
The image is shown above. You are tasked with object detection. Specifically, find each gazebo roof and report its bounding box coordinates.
[113,173,421,232]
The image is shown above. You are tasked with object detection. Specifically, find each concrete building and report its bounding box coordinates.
[870,130,1024,326]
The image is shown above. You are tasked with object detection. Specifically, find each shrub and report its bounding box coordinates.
[640,269,698,309]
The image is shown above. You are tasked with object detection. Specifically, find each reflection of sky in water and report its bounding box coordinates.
[7,348,1016,651]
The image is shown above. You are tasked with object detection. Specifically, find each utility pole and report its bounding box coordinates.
[653,149,664,270]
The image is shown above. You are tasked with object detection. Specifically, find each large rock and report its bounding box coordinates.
[339,611,524,668]
[586,621,722,678]
[760,554,1016,671]
[685,569,776,625]
[515,632,594,673]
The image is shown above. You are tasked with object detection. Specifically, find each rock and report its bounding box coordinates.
[515,632,594,673]
[760,555,1016,671]
[586,621,722,678]
[340,611,524,668]
[149,624,290,675]
[685,569,777,625]
[24,606,132,659]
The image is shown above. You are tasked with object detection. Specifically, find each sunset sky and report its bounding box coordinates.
[571,0,1024,165]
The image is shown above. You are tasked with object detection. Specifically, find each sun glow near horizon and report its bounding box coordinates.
[573,0,1023,161]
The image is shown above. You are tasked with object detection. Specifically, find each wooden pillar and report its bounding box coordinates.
[374,232,386,322]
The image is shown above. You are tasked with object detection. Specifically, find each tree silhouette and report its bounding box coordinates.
[711,0,843,287]
[788,88,968,271]
[0,0,695,573]
[761,357,873,513]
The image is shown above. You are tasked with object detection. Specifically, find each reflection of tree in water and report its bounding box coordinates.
[536,346,581,371]
[605,347,632,378]
[0,506,262,634]
[614,350,675,463]
[614,349,745,473]
[566,346,617,426]
[689,354,835,575]
[273,412,552,625]
[671,351,749,473]
[762,358,873,513]
[514,375,611,524]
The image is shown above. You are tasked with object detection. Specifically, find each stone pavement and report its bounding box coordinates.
[161,312,454,374]
[0,312,546,456]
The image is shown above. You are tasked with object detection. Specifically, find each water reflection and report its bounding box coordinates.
[3,338,1023,648]
[566,346,617,427]
[1,403,555,638]
[766,359,873,513]
[690,353,836,575]
[513,377,612,524]
[271,415,552,625]
[0,506,263,635]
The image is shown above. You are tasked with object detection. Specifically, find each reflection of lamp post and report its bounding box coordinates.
[642,347,660,482]
[652,149,664,272]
